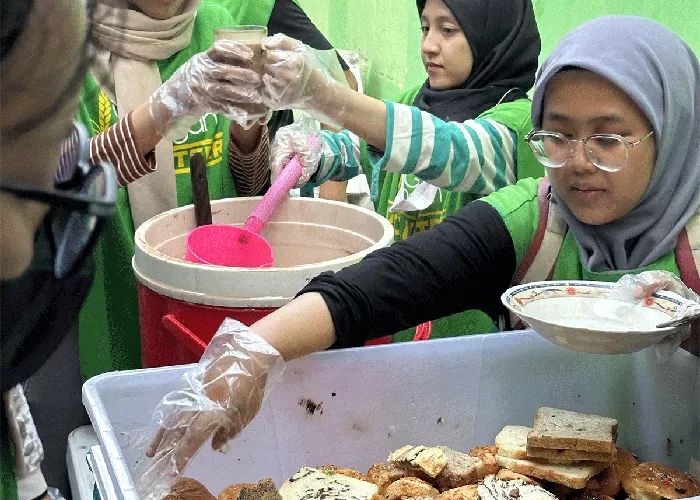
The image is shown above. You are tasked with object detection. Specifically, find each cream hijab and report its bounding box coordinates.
[90,0,201,229]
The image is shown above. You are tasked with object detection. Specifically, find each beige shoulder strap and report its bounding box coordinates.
[519,198,567,284]
[685,211,700,273]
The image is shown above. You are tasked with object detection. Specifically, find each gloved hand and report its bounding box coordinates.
[261,34,349,129]
[615,270,700,302]
[137,319,283,500]
[270,116,325,188]
[614,271,698,358]
[149,40,268,139]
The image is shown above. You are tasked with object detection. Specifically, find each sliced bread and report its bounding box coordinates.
[528,408,618,453]
[496,426,574,464]
[435,447,483,491]
[496,426,530,460]
[527,446,616,463]
[496,454,608,489]
[390,446,448,478]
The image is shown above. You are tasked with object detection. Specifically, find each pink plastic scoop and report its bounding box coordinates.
[185,154,303,268]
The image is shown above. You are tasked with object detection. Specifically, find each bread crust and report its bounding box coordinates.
[470,446,501,479]
[527,447,615,463]
[496,469,543,486]
[528,409,617,454]
[496,455,607,489]
[165,477,217,500]
[436,485,479,500]
[584,448,639,497]
[320,466,368,481]
[622,462,700,500]
[367,464,409,493]
[218,484,257,500]
[385,477,440,500]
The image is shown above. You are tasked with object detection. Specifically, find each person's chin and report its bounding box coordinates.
[427,76,451,90]
[569,206,615,226]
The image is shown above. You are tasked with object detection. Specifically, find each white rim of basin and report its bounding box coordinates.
[133,197,394,307]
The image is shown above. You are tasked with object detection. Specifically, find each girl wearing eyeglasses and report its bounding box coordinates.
[142,16,699,479]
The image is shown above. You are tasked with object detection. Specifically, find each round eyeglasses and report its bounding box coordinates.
[525,129,654,172]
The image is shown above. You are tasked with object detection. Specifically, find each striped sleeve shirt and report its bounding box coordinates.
[89,112,156,187]
[315,101,517,197]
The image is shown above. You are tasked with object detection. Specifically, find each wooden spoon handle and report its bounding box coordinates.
[190,152,212,227]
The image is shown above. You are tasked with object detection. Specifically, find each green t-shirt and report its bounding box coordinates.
[369,88,543,342]
[77,3,240,379]
[1,438,17,500]
[205,0,275,26]
[482,177,682,282]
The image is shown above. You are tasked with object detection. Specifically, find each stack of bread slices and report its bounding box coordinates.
[495,407,618,489]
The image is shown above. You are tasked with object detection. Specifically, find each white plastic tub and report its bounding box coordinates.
[83,331,699,500]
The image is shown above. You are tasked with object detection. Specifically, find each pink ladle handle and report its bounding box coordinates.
[243,154,303,233]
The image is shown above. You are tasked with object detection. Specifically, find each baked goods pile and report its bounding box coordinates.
[164,408,699,500]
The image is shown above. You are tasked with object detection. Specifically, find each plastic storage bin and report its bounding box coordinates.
[83,330,699,500]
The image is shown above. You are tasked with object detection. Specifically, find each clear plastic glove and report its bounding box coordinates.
[137,319,283,500]
[262,34,349,129]
[613,271,698,359]
[615,270,700,302]
[270,116,324,188]
[46,487,67,500]
[149,40,267,139]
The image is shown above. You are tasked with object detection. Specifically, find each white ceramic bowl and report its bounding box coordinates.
[501,280,687,354]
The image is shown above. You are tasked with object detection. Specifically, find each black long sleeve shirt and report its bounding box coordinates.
[301,201,517,347]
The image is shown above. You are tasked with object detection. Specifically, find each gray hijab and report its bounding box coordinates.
[531,16,700,272]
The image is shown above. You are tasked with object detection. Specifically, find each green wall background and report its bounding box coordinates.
[297,0,700,101]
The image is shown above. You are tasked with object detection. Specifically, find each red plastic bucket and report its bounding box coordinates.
[136,283,276,368]
[133,197,394,368]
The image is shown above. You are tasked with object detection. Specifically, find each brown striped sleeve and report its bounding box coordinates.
[89,112,156,187]
[228,125,270,197]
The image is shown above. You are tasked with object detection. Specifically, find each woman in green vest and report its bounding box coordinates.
[144,17,699,477]
[265,0,543,341]
[77,0,276,381]
[78,0,357,380]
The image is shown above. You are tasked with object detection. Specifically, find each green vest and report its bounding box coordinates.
[77,3,239,379]
[483,177,683,283]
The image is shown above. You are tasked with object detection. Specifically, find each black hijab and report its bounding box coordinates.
[413,0,541,122]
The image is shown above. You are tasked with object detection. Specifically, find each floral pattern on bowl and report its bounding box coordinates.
[501,281,686,354]
[505,281,681,316]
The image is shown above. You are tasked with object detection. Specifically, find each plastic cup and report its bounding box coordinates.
[214,26,269,124]
[214,25,268,66]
